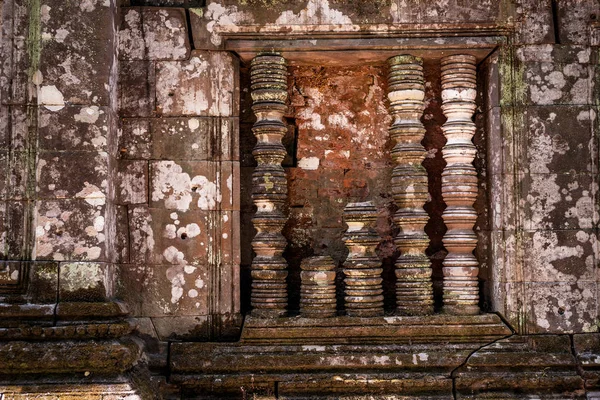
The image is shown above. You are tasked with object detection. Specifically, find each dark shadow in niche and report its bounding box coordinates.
[422,59,448,312]
[239,63,256,316]
[474,55,493,312]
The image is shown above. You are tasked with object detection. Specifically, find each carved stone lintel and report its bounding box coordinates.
[440,54,480,315]
[250,53,289,318]
[342,201,384,317]
[387,54,434,316]
[300,256,337,318]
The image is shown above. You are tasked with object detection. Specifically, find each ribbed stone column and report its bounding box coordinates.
[440,54,480,315]
[387,55,434,316]
[342,201,384,317]
[300,256,337,318]
[249,53,289,318]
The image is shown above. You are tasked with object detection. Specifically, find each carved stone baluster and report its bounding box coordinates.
[342,201,384,317]
[440,54,480,315]
[300,256,337,318]
[250,53,289,318]
[387,55,434,315]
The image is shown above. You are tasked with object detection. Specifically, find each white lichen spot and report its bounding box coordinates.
[171,285,184,304]
[75,183,106,206]
[166,265,186,304]
[74,106,101,124]
[80,0,95,11]
[184,265,196,274]
[151,161,194,211]
[298,157,320,170]
[163,245,186,265]
[203,3,254,46]
[10,270,19,281]
[373,356,390,365]
[55,28,69,43]
[528,70,566,104]
[39,85,65,111]
[191,175,221,210]
[40,5,51,23]
[177,223,201,239]
[93,216,105,232]
[276,0,353,25]
[152,162,221,211]
[188,118,200,130]
[164,224,177,239]
[302,345,326,352]
[35,226,47,237]
[577,109,596,121]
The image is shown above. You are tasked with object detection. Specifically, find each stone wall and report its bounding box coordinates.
[117,5,241,344]
[0,0,121,317]
[0,0,599,398]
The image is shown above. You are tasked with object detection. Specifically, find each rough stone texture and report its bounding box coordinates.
[58,262,115,302]
[118,60,156,117]
[118,7,190,61]
[155,51,238,117]
[191,0,510,50]
[115,5,241,343]
[0,384,141,399]
[455,335,585,398]
[119,117,238,161]
[2,0,600,398]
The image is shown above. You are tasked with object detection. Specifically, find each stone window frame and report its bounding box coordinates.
[212,27,515,321]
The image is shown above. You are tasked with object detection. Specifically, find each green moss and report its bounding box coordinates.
[189,7,203,18]
[24,0,42,259]
[498,45,526,108]
[27,0,41,81]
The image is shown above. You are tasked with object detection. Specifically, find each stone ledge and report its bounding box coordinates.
[0,301,130,327]
[455,335,585,398]
[0,383,140,399]
[0,338,142,375]
[0,321,135,341]
[175,372,454,398]
[240,313,512,344]
[170,334,586,398]
[56,301,130,321]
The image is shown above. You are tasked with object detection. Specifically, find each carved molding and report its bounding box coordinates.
[387,54,434,316]
[300,256,337,318]
[440,54,480,315]
[0,322,134,341]
[342,201,384,317]
[249,53,289,318]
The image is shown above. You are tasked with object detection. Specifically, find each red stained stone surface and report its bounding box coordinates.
[240,64,456,313]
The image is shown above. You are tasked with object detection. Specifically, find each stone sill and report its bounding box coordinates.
[240,313,512,345]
